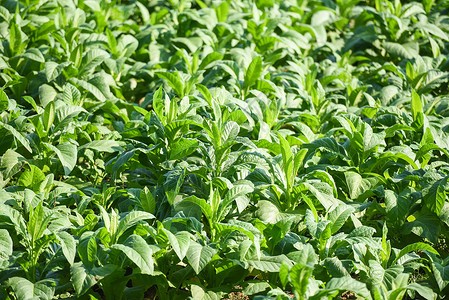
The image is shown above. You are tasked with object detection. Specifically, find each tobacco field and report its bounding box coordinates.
[1,0,449,299]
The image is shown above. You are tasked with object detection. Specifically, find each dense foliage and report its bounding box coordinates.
[1,0,449,299]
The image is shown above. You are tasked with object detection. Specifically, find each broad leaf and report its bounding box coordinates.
[186,242,216,274]
[392,242,438,265]
[111,234,154,275]
[71,263,116,296]
[18,165,46,193]
[162,229,191,261]
[8,278,54,300]
[56,231,76,265]
[0,229,12,259]
[244,56,262,88]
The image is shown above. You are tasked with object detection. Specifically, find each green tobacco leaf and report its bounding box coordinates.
[157,72,184,97]
[218,182,254,221]
[56,231,76,265]
[0,229,12,259]
[17,48,45,63]
[57,143,78,176]
[290,264,313,297]
[215,221,261,259]
[278,133,293,189]
[416,144,449,164]
[304,138,349,161]
[78,233,98,267]
[169,138,198,160]
[302,181,340,211]
[79,140,124,153]
[135,2,150,24]
[199,52,223,70]
[18,165,46,193]
[54,105,86,132]
[43,101,55,133]
[411,90,423,122]
[403,283,435,300]
[384,41,418,59]
[45,61,71,82]
[244,56,262,89]
[0,90,9,112]
[27,202,52,244]
[39,84,57,107]
[196,84,212,105]
[165,120,198,142]
[117,35,139,58]
[385,189,413,229]
[256,200,283,223]
[171,37,202,53]
[0,149,26,180]
[99,268,129,300]
[392,242,438,265]
[61,83,81,105]
[165,167,186,206]
[431,260,449,291]
[221,121,240,145]
[215,1,229,22]
[115,211,155,242]
[246,254,293,272]
[367,260,385,286]
[293,149,308,179]
[420,23,449,41]
[279,264,289,289]
[291,244,317,267]
[8,277,55,300]
[402,214,441,244]
[140,187,156,214]
[152,86,164,121]
[422,176,448,215]
[70,78,107,102]
[345,171,379,200]
[9,23,24,55]
[0,204,27,236]
[162,229,191,261]
[324,277,371,299]
[111,234,154,275]
[324,257,349,277]
[71,263,116,296]
[385,124,415,138]
[440,205,449,227]
[389,283,435,300]
[186,242,216,274]
[328,204,355,234]
[242,281,270,295]
[0,121,32,153]
[190,284,226,300]
[111,148,139,180]
[79,49,109,77]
